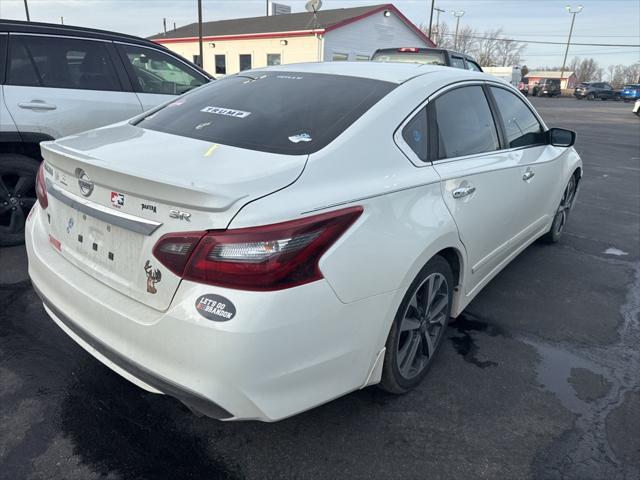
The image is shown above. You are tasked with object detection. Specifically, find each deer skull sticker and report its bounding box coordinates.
[144,260,162,294]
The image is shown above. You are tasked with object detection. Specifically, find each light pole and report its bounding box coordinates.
[560,5,583,92]
[197,0,203,68]
[434,7,445,44]
[23,0,30,21]
[428,0,435,39]
[452,10,465,50]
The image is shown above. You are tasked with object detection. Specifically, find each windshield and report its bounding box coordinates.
[135,72,396,155]
[372,50,446,66]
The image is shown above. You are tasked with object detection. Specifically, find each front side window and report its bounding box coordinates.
[355,54,370,61]
[135,72,396,155]
[7,35,120,91]
[121,45,206,95]
[434,86,500,159]
[239,54,252,71]
[215,54,226,75]
[490,87,545,148]
[332,52,348,61]
[267,53,281,66]
[450,56,465,69]
[402,108,428,161]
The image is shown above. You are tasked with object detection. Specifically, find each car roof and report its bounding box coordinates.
[241,61,485,84]
[0,19,165,50]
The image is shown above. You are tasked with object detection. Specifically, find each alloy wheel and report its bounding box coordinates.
[553,176,577,236]
[396,273,449,380]
[0,171,37,237]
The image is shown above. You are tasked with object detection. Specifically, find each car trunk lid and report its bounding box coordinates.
[40,123,307,311]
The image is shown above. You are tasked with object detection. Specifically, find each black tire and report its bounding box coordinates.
[541,174,578,244]
[587,93,596,101]
[379,255,454,394]
[0,154,40,247]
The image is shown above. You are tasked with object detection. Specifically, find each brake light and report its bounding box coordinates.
[35,162,48,209]
[152,231,207,276]
[153,206,363,291]
[398,47,420,53]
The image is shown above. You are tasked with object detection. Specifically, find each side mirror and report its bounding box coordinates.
[548,128,576,147]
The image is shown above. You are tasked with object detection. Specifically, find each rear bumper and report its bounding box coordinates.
[26,204,393,421]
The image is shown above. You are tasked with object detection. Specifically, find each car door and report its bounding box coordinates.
[115,43,209,111]
[3,34,143,139]
[429,84,532,294]
[487,85,563,243]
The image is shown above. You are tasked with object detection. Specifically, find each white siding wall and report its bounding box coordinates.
[322,10,430,62]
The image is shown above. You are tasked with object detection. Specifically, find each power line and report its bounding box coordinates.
[438,32,640,47]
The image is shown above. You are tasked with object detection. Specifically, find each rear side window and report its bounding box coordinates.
[7,35,120,91]
[402,107,428,161]
[135,72,396,155]
[467,60,482,72]
[434,86,500,159]
[119,44,207,95]
[490,87,545,148]
[450,56,465,69]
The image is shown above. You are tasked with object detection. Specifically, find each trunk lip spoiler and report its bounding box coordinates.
[46,179,163,236]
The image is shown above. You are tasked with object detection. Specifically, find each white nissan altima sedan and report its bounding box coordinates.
[26,62,582,421]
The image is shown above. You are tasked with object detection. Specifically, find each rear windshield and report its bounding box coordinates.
[135,71,396,155]
[372,50,446,66]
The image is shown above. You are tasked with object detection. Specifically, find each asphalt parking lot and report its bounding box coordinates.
[1,97,639,480]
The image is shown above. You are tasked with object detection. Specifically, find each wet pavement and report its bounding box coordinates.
[1,98,639,479]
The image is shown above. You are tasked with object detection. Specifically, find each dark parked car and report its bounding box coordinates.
[574,82,615,100]
[533,78,561,97]
[621,84,640,102]
[371,47,483,72]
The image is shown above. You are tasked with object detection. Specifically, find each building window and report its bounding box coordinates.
[239,54,252,71]
[192,54,202,67]
[267,53,281,66]
[355,54,370,61]
[215,54,226,75]
[332,52,349,61]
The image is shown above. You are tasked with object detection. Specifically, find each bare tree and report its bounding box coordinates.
[423,22,526,67]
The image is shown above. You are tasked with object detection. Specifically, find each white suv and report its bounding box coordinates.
[0,20,212,246]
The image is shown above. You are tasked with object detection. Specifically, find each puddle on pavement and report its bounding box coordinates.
[448,312,503,368]
[519,338,607,415]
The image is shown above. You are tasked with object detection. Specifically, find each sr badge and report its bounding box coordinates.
[195,294,236,321]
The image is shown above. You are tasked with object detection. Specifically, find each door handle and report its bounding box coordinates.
[18,101,57,111]
[522,170,535,181]
[452,186,476,199]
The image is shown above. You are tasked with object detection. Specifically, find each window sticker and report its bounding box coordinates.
[200,106,251,118]
[288,133,312,143]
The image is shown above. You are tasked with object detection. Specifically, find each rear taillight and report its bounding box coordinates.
[398,47,420,53]
[152,231,207,276]
[153,206,363,291]
[35,162,48,209]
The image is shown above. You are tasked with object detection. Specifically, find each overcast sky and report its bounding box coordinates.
[1,0,638,72]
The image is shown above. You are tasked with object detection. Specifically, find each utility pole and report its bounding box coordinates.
[428,0,435,39]
[434,7,445,44]
[173,22,177,31]
[452,10,465,50]
[163,18,167,35]
[60,16,64,24]
[266,0,270,16]
[197,0,204,68]
[560,5,583,92]
[23,0,30,21]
